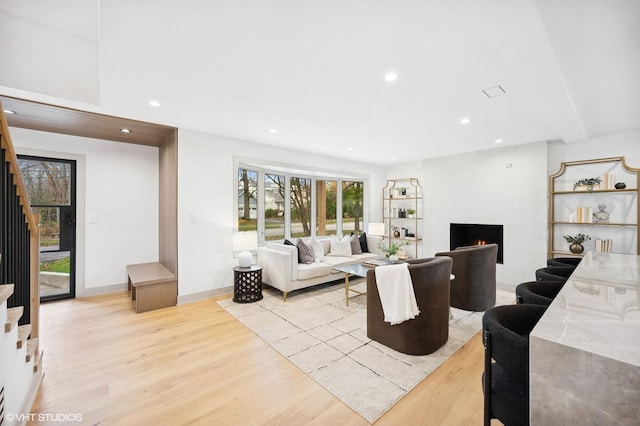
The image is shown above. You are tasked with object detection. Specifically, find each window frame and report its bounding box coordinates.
[234,160,369,244]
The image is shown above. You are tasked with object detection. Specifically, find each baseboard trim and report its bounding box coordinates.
[81,283,128,297]
[79,283,233,305]
[178,286,233,305]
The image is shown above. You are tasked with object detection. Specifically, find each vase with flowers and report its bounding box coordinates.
[563,233,590,254]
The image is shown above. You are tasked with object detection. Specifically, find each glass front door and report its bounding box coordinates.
[17,155,76,301]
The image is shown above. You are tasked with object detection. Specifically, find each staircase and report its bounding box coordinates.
[1,103,43,426]
[1,284,43,425]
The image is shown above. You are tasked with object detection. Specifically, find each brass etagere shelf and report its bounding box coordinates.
[548,156,639,259]
[382,178,422,259]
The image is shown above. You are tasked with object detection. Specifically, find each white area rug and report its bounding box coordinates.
[218,280,514,423]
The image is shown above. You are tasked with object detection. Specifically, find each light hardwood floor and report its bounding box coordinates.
[29,290,492,425]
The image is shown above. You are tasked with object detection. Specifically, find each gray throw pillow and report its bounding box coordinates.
[350,234,363,254]
[296,239,314,264]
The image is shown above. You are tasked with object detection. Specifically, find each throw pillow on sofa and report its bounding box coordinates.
[359,232,369,253]
[329,235,352,256]
[350,234,363,254]
[308,237,324,262]
[296,239,314,264]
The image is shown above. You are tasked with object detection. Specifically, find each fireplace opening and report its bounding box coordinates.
[450,223,503,264]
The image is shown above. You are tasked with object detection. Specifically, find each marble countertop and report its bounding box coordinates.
[531,251,640,367]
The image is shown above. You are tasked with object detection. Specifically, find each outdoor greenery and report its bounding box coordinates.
[40,257,70,273]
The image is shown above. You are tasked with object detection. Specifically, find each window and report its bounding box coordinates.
[264,173,285,241]
[290,176,312,238]
[316,179,337,236]
[238,168,258,231]
[342,181,364,235]
[236,164,366,243]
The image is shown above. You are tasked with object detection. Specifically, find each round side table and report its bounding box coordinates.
[233,265,263,303]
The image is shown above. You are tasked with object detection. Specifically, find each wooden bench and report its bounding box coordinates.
[126,262,177,313]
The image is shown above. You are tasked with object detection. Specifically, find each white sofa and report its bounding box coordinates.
[257,236,384,300]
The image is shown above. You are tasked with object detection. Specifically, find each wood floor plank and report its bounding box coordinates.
[29,291,488,425]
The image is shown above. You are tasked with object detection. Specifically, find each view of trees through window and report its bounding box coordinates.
[265,173,285,240]
[238,168,258,232]
[316,180,337,236]
[238,166,364,242]
[290,177,311,237]
[342,181,363,234]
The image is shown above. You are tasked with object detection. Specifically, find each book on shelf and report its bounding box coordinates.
[595,239,613,253]
[572,206,593,223]
[602,173,616,190]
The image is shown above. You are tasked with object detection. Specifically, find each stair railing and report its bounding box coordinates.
[0,101,40,337]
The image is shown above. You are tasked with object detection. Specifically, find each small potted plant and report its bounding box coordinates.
[573,177,602,191]
[407,208,416,218]
[378,240,410,262]
[398,187,407,196]
[563,233,590,254]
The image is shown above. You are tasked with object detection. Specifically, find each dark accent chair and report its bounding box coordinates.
[366,257,452,355]
[547,257,581,268]
[535,266,574,283]
[516,280,565,306]
[435,243,498,311]
[482,304,547,426]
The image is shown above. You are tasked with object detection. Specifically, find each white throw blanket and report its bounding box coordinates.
[374,263,420,325]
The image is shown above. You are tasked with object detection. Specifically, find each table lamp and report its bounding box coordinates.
[367,222,385,238]
[233,232,257,267]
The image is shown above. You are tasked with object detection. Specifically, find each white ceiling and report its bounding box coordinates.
[1,0,639,165]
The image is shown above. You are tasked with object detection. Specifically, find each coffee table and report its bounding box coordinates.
[333,261,456,308]
[333,260,393,306]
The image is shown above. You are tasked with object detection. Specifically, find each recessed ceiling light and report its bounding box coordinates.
[460,117,471,125]
[120,128,132,133]
[347,147,353,151]
[148,100,160,107]
[3,109,16,115]
[494,138,504,144]
[391,157,397,161]
[384,72,398,82]
[269,128,277,134]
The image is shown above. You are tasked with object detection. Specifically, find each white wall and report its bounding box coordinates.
[548,129,640,173]
[177,129,386,301]
[11,127,159,295]
[416,142,549,289]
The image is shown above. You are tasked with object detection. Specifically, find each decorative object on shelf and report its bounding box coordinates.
[615,182,627,189]
[573,177,602,191]
[378,240,410,261]
[391,225,401,238]
[592,204,610,223]
[563,233,591,254]
[407,208,416,218]
[399,187,407,196]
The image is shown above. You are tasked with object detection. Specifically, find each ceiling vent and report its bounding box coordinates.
[482,85,506,98]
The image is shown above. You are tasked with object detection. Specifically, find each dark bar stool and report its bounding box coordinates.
[535,266,574,283]
[547,257,581,268]
[482,304,547,426]
[516,280,565,306]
